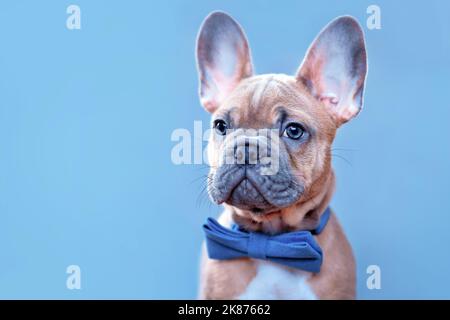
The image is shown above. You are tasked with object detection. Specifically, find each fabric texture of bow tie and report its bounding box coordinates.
[202,207,331,273]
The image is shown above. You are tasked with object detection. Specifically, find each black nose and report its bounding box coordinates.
[234,139,257,165]
[244,141,251,165]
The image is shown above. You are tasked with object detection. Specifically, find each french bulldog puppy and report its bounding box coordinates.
[196,11,367,299]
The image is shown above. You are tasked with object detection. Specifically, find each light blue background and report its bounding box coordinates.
[0,0,449,299]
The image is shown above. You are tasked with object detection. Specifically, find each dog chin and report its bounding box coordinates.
[227,201,277,216]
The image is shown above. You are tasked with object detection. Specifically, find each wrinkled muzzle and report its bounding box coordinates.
[208,129,303,214]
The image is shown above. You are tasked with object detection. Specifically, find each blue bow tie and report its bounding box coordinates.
[203,207,331,273]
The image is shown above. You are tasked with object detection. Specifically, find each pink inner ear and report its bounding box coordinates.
[196,11,254,113]
[319,93,339,106]
[201,67,242,113]
[200,96,218,113]
[296,16,367,125]
[201,44,252,112]
[299,49,364,124]
[317,79,361,123]
[211,67,240,99]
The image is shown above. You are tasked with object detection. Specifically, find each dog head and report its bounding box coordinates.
[196,12,367,225]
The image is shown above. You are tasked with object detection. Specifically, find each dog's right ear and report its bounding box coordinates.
[196,11,253,113]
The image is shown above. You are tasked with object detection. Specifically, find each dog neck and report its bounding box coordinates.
[228,170,336,235]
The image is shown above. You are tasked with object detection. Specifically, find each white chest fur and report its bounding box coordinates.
[238,261,317,300]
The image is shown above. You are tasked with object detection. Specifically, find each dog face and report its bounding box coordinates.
[196,12,367,219]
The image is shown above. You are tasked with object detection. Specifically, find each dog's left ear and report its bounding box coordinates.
[297,16,367,125]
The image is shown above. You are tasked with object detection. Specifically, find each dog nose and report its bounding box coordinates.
[234,138,260,165]
[222,129,277,168]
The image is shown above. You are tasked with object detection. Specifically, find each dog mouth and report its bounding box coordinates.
[208,165,303,215]
[228,178,274,214]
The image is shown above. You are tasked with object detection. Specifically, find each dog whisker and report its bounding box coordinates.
[332,153,353,167]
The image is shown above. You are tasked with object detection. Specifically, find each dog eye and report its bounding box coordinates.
[213,119,228,136]
[283,123,305,140]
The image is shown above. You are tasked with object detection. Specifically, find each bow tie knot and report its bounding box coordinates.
[203,207,331,273]
[248,232,268,260]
